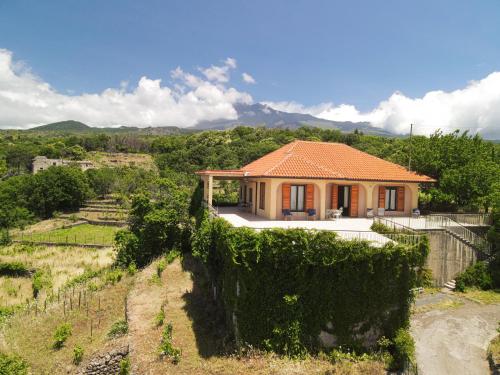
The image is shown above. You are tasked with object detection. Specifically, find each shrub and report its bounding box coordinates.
[165,249,180,264]
[32,269,52,298]
[391,328,415,370]
[0,352,28,375]
[104,269,123,285]
[156,259,166,278]
[0,262,30,277]
[108,320,128,338]
[53,323,72,349]
[415,267,434,288]
[0,229,11,246]
[455,261,493,292]
[127,262,137,275]
[158,323,181,364]
[118,357,131,375]
[154,307,165,327]
[73,345,84,365]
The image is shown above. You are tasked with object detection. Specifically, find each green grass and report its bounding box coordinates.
[460,289,500,304]
[13,224,119,246]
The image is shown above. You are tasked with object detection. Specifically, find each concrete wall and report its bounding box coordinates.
[426,231,477,286]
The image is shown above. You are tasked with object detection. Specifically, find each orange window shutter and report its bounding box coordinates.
[282,184,291,210]
[378,186,386,208]
[306,184,314,211]
[397,186,405,211]
[331,184,338,209]
[350,185,359,217]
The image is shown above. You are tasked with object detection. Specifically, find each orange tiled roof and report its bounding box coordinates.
[236,140,435,182]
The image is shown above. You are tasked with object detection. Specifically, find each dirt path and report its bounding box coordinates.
[411,292,499,375]
[127,260,168,374]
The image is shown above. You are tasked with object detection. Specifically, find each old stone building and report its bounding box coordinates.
[32,156,95,174]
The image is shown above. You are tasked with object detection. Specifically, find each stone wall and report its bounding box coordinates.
[77,345,129,375]
[426,231,477,286]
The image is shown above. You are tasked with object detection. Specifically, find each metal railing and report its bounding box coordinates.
[382,215,491,255]
[429,213,492,226]
[240,226,425,247]
[373,217,418,233]
[202,200,219,218]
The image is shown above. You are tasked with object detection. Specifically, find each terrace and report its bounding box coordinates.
[216,206,394,246]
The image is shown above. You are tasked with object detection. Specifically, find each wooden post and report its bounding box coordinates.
[90,319,93,339]
[124,296,128,322]
[63,300,66,316]
[78,291,81,308]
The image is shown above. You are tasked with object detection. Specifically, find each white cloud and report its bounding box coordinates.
[264,73,500,138]
[200,57,237,83]
[0,50,252,128]
[242,72,256,84]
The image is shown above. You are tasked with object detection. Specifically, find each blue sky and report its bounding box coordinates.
[1,0,500,136]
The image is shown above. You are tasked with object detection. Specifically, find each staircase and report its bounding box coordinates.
[443,279,456,291]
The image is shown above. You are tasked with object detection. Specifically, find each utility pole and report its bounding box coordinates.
[408,123,413,171]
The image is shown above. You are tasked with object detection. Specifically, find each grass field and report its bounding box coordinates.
[0,243,114,306]
[13,224,120,246]
[1,274,133,374]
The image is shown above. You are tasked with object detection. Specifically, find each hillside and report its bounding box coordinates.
[30,120,91,132]
[21,104,394,136]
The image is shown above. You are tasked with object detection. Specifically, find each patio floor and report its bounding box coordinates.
[216,206,392,245]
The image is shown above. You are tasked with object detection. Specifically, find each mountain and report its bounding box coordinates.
[26,121,185,135]
[193,103,394,136]
[30,120,92,132]
[22,104,394,136]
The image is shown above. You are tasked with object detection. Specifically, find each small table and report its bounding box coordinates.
[326,209,342,220]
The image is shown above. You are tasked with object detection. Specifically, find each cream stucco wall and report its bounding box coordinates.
[202,176,421,220]
[237,178,420,219]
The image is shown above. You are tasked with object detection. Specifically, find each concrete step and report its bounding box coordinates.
[444,279,456,291]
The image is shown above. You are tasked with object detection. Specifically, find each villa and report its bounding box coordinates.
[196,140,435,220]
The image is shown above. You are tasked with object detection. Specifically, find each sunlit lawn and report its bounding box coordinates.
[13,224,120,246]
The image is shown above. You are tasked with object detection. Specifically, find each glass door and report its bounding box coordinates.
[337,185,351,216]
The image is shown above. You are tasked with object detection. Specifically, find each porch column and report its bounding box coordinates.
[207,175,213,207]
[202,176,209,202]
[269,179,277,220]
[319,181,327,220]
[365,183,374,211]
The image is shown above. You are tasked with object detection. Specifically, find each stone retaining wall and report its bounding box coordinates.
[78,345,129,375]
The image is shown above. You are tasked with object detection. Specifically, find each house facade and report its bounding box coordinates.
[196,140,435,220]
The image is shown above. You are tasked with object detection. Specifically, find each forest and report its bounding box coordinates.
[1,126,499,231]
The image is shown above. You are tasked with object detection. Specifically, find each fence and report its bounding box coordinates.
[13,232,115,246]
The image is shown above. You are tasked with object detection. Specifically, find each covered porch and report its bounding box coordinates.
[197,171,419,220]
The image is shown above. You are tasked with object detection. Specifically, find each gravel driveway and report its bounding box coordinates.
[411,293,499,375]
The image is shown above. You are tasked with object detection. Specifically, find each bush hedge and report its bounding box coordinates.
[192,213,428,357]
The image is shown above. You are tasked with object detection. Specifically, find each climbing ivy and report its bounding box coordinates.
[193,213,428,357]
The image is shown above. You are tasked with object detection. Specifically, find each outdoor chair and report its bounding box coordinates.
[307,208,316,220]
[377,208,385,216]
[282,209,292,221]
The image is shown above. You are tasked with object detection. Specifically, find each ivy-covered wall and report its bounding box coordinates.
[192,213,429,356]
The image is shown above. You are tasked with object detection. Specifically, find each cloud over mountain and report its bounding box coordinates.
[0,49,251,128]
[265,73,500,138]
